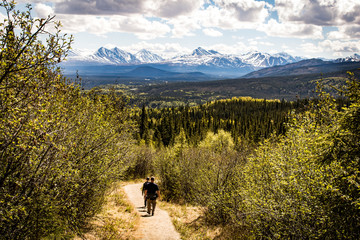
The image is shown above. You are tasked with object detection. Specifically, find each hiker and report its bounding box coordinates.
[142,177,150,207]
[144,176,160,216]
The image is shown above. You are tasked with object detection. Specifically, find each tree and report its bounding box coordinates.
[0,1,133,238]
[234,76,360,238]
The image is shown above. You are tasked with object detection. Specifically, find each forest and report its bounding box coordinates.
[134,97,307,147]
[1,1,360,239]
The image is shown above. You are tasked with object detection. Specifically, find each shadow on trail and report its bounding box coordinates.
[137,207,147,212]
[123,183,181,239]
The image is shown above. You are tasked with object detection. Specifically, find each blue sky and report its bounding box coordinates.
[6,0,360,59]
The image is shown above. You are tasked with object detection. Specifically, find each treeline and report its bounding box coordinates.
[135,97,307,147]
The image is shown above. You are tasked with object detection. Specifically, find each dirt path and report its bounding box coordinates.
[123,183,181,240]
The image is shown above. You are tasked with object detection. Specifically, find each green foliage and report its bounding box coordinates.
[238,117,335,238]
[0,1,134,238]
[152,74,360,239]
[199,130,234,153]
[124,144,155,179]
[135,97,304,147]
[316,72,360,238]
[230,76,360,238]
[156,130,248,209]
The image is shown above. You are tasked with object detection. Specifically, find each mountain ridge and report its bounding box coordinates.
[243,59,360,78]
[65,47,302,71]
[63,47,360,78]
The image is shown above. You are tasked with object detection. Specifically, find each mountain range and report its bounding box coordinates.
[62,47,360,80]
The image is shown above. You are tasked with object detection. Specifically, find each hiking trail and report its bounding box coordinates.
[123,183,181,240]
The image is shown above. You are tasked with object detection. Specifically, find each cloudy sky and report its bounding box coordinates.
[9,0,360,58]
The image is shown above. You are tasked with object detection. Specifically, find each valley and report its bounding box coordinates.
[64,46,360,105]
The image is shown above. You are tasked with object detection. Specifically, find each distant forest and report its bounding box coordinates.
[134,97,309,147]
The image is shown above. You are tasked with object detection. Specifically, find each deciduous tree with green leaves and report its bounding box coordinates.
[0,1,134,238]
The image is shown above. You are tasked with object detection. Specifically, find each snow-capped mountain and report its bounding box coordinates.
[67,47,164,65]
[239,51,302,68]
[168,47,253,69]
[94,47,140,64]
[66,46,303,69]
[334,53,360,63]
[135,49,164,63]
[191,47,219,56]
[63,46,307,77]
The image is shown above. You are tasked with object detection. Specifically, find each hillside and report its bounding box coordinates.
[130,71,356,105]
[243,59,360,78]
[121,66,208,80]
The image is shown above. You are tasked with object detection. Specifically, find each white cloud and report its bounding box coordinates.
[319,39,360,53]
[146,0,204,18]
[328,25,360,40]
[34,3,54,18]
[207,42,258,55]
[259,19,323,39]
[275,0,360,26]
[300,42,324,53]
[248,38,274,46]
[55,0,146,15]
[56,14,171,38]
[214,0,270,22]
[198,5,260,29]
[52,0,204,18]
[203,28,223,37]
[299,39,360,57]
[120,41,191,58]
[169,15,201,38]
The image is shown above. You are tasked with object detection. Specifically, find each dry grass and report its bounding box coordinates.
[158,201,238,240]
[74,181,140,240]
[74,179,244,240]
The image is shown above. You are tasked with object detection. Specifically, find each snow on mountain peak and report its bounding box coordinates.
[192,47,217,56]
[135,49,164,63]
[334,53,360,63]
[65,46,312,71]
[238,51,302,68]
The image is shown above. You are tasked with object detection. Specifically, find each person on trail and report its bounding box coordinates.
[142,177,150,207]
[144,176,160,216]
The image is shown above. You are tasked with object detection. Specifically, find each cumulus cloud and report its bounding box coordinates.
[328,25,360,40]
[214,0,270,23]
[319,39,360,53]
[34,3,54,18]
[169,14,201,38]
[248,38,274,46]
[259,19,323,39]
[300,42,324,53]
[275,0,360,26]
[203,28,223,37]
[343,26,360,39]
[56,14,171,38]
[207,42,258,55]
[175,2,269,38]
[54,0,203,18]
[196,6,238,29]
[300,39,360,57]
[55,0,145,15]
[147,0,203,18]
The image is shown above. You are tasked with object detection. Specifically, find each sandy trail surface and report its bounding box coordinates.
[123,183,181,240]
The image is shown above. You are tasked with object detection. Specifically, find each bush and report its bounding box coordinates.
[235,77,360,238]
[0,1,134,238]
